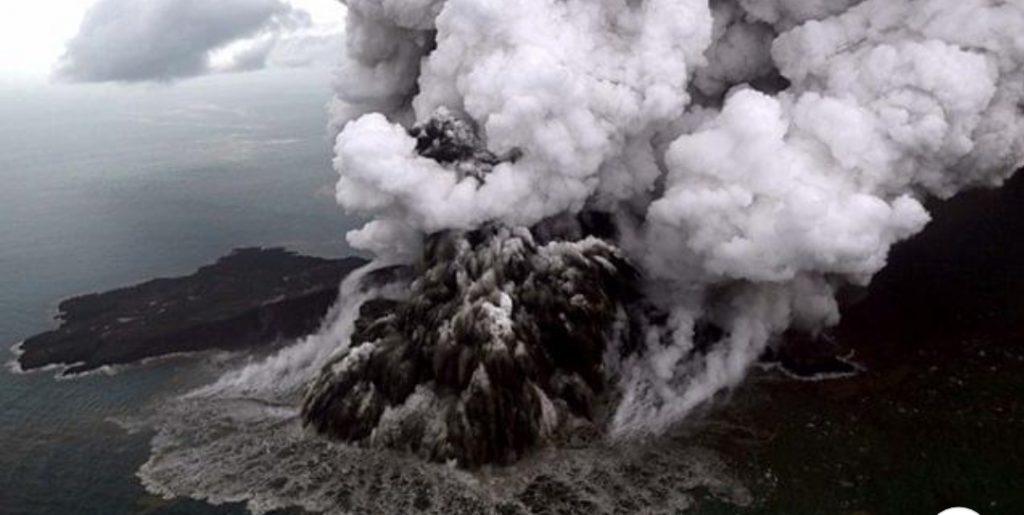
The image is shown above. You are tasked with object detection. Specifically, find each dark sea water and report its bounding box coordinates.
[0,69,361,515]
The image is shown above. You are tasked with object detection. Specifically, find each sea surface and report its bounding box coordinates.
[0,69,361,515]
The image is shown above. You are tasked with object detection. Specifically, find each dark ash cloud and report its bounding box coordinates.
[55,0,310,83]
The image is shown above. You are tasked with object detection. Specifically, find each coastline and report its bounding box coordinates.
[14,248,368,376]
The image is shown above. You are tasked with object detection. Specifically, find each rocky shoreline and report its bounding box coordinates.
[15,248,367,376]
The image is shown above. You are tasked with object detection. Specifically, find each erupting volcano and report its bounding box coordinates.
[294,0,1024,464]
[129,0,1024,512]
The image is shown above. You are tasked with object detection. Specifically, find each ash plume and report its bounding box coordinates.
[306,0,1024,463]
[302,222,637,466]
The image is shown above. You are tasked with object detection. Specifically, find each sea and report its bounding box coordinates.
[0,68,363,515]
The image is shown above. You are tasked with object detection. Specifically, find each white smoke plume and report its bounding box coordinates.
[324,0,1024,439]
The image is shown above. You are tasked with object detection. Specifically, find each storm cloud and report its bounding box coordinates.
[55,0,322,82]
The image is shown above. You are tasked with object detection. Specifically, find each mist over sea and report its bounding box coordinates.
[0,69,360,515]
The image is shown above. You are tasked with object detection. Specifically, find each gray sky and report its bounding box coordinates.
[0,0,345,84]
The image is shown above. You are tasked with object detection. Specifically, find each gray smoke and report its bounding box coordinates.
[313,0,1024,448]
[129,0,1024,489]
[129,1,1024,508]
[322,0,1024,443]
[302,222,636,466]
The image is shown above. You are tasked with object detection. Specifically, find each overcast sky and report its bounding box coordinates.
[0,0,345,84]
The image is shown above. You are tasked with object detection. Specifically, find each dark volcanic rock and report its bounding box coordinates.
[17,248,367,375]
[406,109,519,182]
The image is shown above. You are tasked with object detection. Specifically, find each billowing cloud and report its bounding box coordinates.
[323,0,1024,437]
[55,0,339,82]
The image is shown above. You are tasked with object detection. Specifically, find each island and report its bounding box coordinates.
[15,248,367,375]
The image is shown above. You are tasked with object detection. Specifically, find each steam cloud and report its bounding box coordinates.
[127,1,1024,508]
[321,0,1024,447]
[57,0,336,82]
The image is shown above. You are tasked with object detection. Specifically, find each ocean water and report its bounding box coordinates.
[0,69,362,515]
